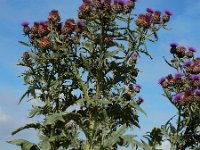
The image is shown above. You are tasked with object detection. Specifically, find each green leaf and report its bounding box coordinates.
[39,140,51,150]
[28,106,43,118]
[130,101,147,117]
[104,124,127,147]
[122,135,148,149]
[18,41,30,47]
[43,112,66,125]
[18,90,29,104]
[8,139,39,150]
[12,123,41,135]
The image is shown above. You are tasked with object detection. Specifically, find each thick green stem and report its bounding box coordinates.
[176,108,181,150]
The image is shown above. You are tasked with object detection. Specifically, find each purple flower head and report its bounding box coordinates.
[115,0,128,5]
[190,74,200,80]
[158,77,166,84]
[128,52,140,60]
[136,84,141,89]
[170,43,178,48]
[194,89,200,96]
[135,84,142,92]
[183,60,193,67]
[77,20,86,29]
[188,47,196,52]
[146,8,154,13]
[154,10,161,15]
[21,21,29,27]
[172,92,183,102]
[174,73,184,79]
[165,10,173,16]
[137,97,144,104]
[39,20,48,25]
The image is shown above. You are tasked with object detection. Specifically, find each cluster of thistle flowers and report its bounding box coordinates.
[135,8,172,28]
[122,52,144,105]
[21,10,86,59]
[77,0,136,47]
[159,44,200,105]
[78,0,136,18]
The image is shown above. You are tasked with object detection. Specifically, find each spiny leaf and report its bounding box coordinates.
[44,113,66,125]
[18,41,30,47]
[18,90,29,104]
[8,139,39,150]
[130,101,147,117]
[12,123,41,135]
[28,106,43,118]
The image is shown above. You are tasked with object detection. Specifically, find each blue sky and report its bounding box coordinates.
[0,0,200,149]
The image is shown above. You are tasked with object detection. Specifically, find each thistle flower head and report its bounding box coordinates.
[77,20,86,29]
[115,0,128,5]
[172,92,184,102]
[158,77,166,84]
[39,20,48,25]
[137,97,144,104]
[183,60,193,67]
[165,10,173,16]
[21,21,29,27]
[194,89,200,96]
[174,73,184,79]
[190,74,200,80]
[154,10,161,15]
[146,8,154,13]
[170,43,178,48]
[136,84,141,89]
[188,47,196,52]
[135,84,142,92]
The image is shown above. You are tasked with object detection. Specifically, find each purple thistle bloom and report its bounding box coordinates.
[135,84,142,92]
[38,20,48,25]
[137,97,144,104]
[170,43,178,48]
[183,60,193,67]
[146,8,154,13]
[128,52,139,60]
[174,73,184,79]
[77,20,85,29]
[21,21,29,27]
[190,74,200,80]
[136,84,141,89]
[188,47,196,52]
[115,0,128,5]
[194,89,200,96]
[165,10,173,16]
[158,77,166,84]
[172,92,183,102]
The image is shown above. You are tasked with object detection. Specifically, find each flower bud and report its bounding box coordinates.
[186,47,196,58]
[23,51,30,60]
[123,92,131,100]
[38,21,49,37]
[135,84,141,92]
[38,36,51,51]
[137,97,144,105]
[31,22,39,34]
[158,77,168,88]
[176,46,186,58]
[152,11,161,24]
[48,10,61,23]
[21,22,31,35]
[162,10,173,23]
[170,43,178,54]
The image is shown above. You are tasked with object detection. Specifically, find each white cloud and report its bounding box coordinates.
[0,107,11,123]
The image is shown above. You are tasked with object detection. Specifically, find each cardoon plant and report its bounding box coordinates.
[8,0,171,149]
[156,44,200,149]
